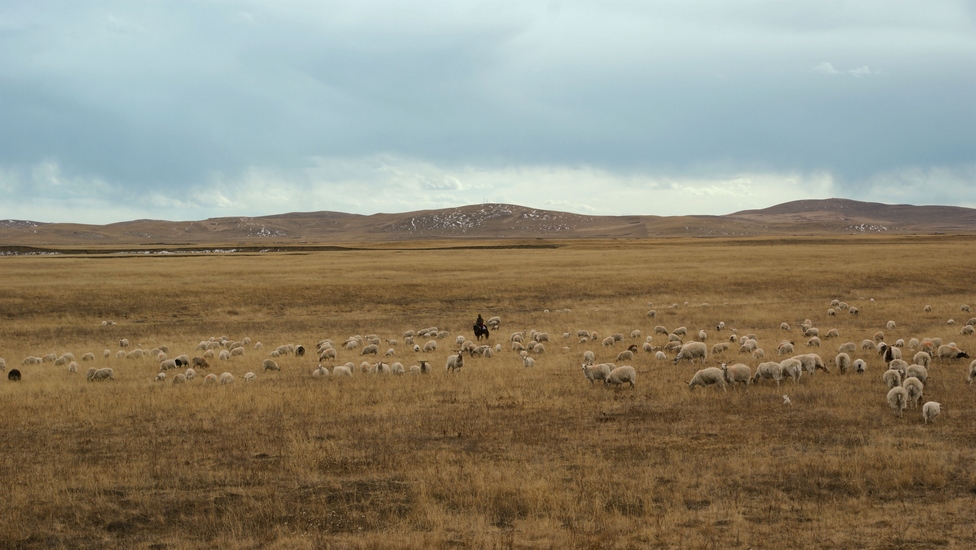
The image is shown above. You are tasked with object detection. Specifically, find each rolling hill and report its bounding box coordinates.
[0,199,973,250]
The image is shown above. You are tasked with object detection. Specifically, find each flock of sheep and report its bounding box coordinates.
[2,303,974,425]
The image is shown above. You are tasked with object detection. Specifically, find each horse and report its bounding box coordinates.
[473,323,490,341]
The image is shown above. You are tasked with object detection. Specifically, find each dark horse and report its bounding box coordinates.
[473,323,490,341]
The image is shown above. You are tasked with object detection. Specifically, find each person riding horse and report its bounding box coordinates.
[474,314,489,340]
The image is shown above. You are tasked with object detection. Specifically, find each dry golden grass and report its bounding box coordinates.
[1,235,975,549]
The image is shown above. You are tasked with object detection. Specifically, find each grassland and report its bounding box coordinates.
[0,235,975,549]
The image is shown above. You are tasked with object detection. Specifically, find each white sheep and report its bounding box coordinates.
[89,367,114,382]
[688,367,727,392]
[922,401,942,424]
[654,351,668,361]
[780,358,803,384]
[204,373,218,384]
[886,386,908,417]
[312,365,330,377]
[185,368,196,380]
[806,337,821,347]
[159,359,179,371]
[630,329,642,339]
[721,363,752,388]
[780,322,790,331]
[581,363,612,384]
[605,366,636,388]
[777,341,795,356]
[937,344,970,362]
[795,353,828,376]
[522,356,535,368]
[172,373,187,385]
[825,328,839,339]
[711,342,729,354]
[446,351,464,372]
[390,362,405,375]
[902,377,923,409]
[853,359,866,373]
[67,361,79,373]
[582,351,596,364]
[333,366,352,377]
[230,347,245,358]
[861,339,878,351]
[361,344,379,356]
[886,320,896,329]
[423,340,437,353]
[882,368,902,389]
[601,336,615,347]
[155,372,166,382]
[834,353,852,374]
[753,362,784,386]
[673,327,688,336]
[905,364,928,384]
[673,342,707,365]
[263,359,280,371]
[615,350,634,362]
[219,372,234,385]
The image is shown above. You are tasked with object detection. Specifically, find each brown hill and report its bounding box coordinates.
[0,199,973,250]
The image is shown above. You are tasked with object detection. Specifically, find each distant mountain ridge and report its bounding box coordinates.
[1,199,973,247]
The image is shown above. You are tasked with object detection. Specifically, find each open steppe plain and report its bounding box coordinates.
[1,235,975,549]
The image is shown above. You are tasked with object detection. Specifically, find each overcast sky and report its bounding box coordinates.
[1,1,974,224]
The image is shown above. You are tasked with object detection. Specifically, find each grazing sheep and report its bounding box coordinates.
[654,351,668,361]
[119,338,130,348]
[878,343,902,362]
[835,353,852,374]
[937,344,970,362]
[581,363,612,385]
[262,359,280,372]
[902,377,923,409]
[753,362,784,386]
[780,358,803,384]
[631,329,642,339]
[806,337,821,347]
[605,366,636,388]
[601,336,615,347]
[688,367,727,392]
[873,331,885,343]
[654,326,669,335]
[103,349,111,357]
[752,348,765,360]
[446,350,464,372]
[89,368,114,382]
[159,359,179,371]
[696,330,707,342]
[8,369,22,381]
[887,386,908,417]
[777,341,795,356]
[886,320,896,330]
[203,373,218,384]
[853,359,867,373]
[721,363,752,388]
[360,344,379,356]
[423,340,437,353]
[905,364,928,384]
[804,327,819,338]
[522,356,535,368]
[825,328,839,339]
[711,342,729,354]
[390,362,405,375]
[780,323,790,331]
[333,366,352,377]
[219,372,234,385]
[155,372,167,382]
[230,347,245,358]
[882,369,902,389]
[738,339,758,353]
[191,357,210,369]
[673,342,708,365]
[312,365,330,377]
[849,306,859,315]
[615,350,634,362]
[922,401,942,424]
[861,340,878,352]
[172,373,187,385]
[796,354,828,376]
[21,356,41,365]
[185,368,196,380]
[67,361,79,373]
[963,305,972,312]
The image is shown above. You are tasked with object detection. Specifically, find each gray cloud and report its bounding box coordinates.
[0,0,973,222]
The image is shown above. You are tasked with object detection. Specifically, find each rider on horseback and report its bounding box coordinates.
[474,314,489,340]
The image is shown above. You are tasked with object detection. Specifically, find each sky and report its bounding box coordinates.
[1,1,974,224]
